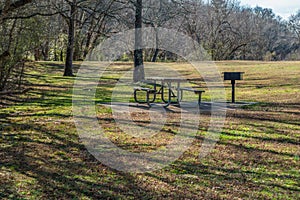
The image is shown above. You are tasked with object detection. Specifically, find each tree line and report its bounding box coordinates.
[0,0,300,91]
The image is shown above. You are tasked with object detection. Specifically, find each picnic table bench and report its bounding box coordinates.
[179,87,205,106]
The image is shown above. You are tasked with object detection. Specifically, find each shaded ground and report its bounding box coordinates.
[0,61,299,199]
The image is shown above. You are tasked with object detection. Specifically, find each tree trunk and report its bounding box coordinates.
[64,3,76,76]
[133,0,145,82]
[83,20,95,58]
[60,50,64,62]
[73,41,79,61]
[34,48,40,61]
[151,27,159,62]
[42,41,50,61]
[83,33,92,58]
[54,39,58,61]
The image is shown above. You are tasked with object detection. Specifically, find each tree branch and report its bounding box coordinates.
[0,0,33,16]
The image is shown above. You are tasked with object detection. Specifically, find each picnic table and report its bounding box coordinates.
[133,77,205,108]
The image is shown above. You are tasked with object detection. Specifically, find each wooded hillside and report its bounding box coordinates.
[0,0,300,91]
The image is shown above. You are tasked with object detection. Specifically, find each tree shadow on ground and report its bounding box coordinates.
[1,62,299,199]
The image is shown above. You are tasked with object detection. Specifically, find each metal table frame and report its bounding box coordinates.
[144,77,187,107]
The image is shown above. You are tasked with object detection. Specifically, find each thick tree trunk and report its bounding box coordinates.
[64,3,76,76]
[133,0,145,82]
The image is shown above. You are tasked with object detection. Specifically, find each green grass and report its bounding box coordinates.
[0,61,299,199]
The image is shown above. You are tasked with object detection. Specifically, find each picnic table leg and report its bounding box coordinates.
[148,80,157,104]
[179,89,184,102]
[163,82,172,108]
[176,82,181,102]
[198,92,202,108]
[161,82,179,104]
[169,82,172,105]
[154,80,157,91]
[161,81,169,103]
[146,90,151,107]
[156,80,163,95]
[134,89,139,103]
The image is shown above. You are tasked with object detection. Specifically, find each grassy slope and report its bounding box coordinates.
[0,61,299,199]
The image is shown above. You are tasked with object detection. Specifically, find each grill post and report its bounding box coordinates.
[231,80,235,103]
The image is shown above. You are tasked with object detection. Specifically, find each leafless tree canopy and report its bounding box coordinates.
[0,0,300,90]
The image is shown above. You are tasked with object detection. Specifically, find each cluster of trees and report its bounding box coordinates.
[0,0,300,91]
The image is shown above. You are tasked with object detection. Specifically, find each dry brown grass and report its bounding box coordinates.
[0,61,299,199]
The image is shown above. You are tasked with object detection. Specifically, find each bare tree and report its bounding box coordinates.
[289,10,300,43]
[143,0,183,62]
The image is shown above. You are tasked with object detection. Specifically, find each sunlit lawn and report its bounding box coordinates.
[0,61,299,199]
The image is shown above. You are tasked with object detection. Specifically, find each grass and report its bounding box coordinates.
[0,60,299,199]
